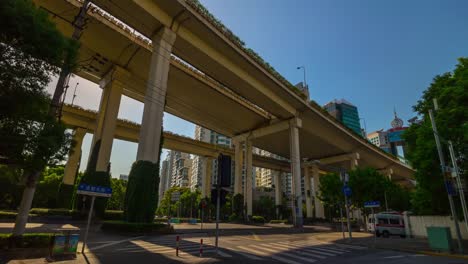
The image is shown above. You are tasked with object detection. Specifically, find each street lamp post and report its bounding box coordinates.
[297,66,307,89]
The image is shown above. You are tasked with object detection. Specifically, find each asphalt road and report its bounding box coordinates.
[79,232,468,264]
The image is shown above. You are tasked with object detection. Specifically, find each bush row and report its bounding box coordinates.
[269,219,288,224]
[0,209,124,220]
[0,233,53,249]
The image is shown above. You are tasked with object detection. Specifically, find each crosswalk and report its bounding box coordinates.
[225,240,366,264]
[114,235,232,258]
[112,235,365,263]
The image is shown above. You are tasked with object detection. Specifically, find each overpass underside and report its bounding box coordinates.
[38,0,414,226]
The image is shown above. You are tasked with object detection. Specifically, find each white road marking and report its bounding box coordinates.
[276,242,336,256]
[271,244,328,259]
[225,247,263,260]
[89,236,144,250]
[265,243,326,259]
[249,244,316,263]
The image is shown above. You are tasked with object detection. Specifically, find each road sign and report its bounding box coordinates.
[445,180,456,196]
[364,201,380,208]
[342,185,352,197]
[77,184,112,197]
[171,192,180,202]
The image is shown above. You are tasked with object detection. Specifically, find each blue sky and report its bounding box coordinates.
[49,0,468,177]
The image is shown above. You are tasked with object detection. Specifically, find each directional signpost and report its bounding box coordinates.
[76,183,112,253]
[364,200,380,245]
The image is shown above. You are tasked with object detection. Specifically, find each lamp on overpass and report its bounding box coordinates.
[297,66,307,90]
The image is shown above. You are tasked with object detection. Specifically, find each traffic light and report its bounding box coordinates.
[217,154,231,187]
[211,188,228,206]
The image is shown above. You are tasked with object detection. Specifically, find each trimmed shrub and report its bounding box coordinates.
[0,211,19,220]
[228,213,240,223]
[269,219,287,224]
[101,221,173,234]
[104,210,123,220]
[29,208,75,216]
[0,233,53,249]
[56,183,75,209]
[124,160,159,223]
[251,215,265,224]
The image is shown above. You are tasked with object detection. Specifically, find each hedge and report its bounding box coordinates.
[269,219,288,224]
[101,221,174,234]
[0,209,123,220]
[0,233,53,249]
[0,211,21,220]
[251,216,265,224]
[124,160,159,223]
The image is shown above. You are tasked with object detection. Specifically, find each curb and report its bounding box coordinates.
[417,251,468,260]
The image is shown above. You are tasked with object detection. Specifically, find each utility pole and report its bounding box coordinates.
[50,0,91,117]
[429,108,463,254]
[341,171,352,240]
[449,141,468,234]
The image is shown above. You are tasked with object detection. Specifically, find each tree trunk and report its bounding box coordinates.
[12,171,40,236]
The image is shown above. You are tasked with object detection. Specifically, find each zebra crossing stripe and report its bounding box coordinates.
[236,246,270,256]
[309,246,347,254]
[271,244,328,259]
[225,247,263,260]
[276,242,337,256]
[283,241,349,253]
[249,244,316,263]
[333,243,367,250]
[264,243,326,259]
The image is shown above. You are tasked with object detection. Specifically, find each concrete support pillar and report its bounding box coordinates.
[202,157,213,198]
[350,157,359,170]
[63,128,86,185]
[289,118,303,227]
[234,140,244,195]
[304,167,313,218]
[244,140,253,217]
[312,164,325,218]
[274,171,282,218]
[89,69,125,172]
[136,27,176,163]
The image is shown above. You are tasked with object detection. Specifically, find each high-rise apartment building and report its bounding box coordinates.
[324,99,362,135]
[191,126,233,192]
[170,151,192,188]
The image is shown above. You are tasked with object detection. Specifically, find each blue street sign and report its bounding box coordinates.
[342,185,352,197]
[364,201,380,208]
[445,180,456,196]
[77,183,112,197]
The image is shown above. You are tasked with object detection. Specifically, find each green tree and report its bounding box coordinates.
[403,58,468,215]
[107,178,127,210]
[318,173,344,207]
[253,196,276,221]
[0,0,77,235]
[33,166,64,208]
[124,161,159,222]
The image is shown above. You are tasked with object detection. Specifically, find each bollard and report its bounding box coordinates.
[176,235,180,256]
[199,239,203,257]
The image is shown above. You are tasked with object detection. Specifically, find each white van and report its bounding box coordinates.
[368,211,406,238]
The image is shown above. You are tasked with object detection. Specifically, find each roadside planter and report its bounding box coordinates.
[426,226,453,252]
[169,218,181,224]
[49,230,80,259]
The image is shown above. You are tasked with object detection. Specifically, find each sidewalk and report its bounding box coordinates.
[313,231,468,259]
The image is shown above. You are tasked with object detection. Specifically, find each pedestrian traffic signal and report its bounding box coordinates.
[217,154,231,187]
[211,189,228,206]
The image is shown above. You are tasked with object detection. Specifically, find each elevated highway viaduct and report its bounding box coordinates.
[38,0,414,224]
